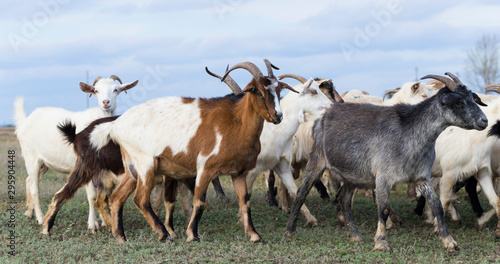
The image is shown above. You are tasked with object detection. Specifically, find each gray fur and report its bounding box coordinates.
[286,84,488,251]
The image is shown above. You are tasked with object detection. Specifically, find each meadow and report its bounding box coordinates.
[1,126,499,263]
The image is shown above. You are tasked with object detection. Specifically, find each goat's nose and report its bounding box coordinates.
[103,100,110,106]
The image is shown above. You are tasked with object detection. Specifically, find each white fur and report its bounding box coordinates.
[244,78,333,225]
[426,94,500,226]
[14,76,137,229]
[196,131,222,187]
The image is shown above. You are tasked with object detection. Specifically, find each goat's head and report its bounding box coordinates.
[421,72,488,131]
[222,59,298,124]
[79,75,138,113]
[279,74,337,122]
[385,82,441,104]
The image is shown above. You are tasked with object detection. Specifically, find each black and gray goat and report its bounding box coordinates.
[285,73,488,252]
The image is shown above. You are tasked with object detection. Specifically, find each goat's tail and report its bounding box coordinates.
[13,96,27,131]
[89,121,113,150]
[57,120,77,145]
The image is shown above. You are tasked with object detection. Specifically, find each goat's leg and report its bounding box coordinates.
[372,181,391,252]
[178,181,193,218]
[133,172,170,242]
[285,152,326,236]
[109,174,137,244]
[339,185,362,242]
[186,172,211,242]
[232,174,262,242]
[475,168,499,230]
[25,157,47,225]
[151,181,164,216]
[496,195,500,241]
[163,176,178,238]
[438,174,457,221]
[418,180,458,252]
[313,179,330,201]
[276,178,290,213]
[274,158,318,226]
[464,177,484,218]
[211,177,229,202]
[84,182,100,232]
[266,170,279,207]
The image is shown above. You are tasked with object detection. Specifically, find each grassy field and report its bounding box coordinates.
[1,127,499,263]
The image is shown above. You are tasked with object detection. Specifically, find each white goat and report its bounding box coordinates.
[424,91,500,232]
[14,75,138,231]
[242,75,334,226]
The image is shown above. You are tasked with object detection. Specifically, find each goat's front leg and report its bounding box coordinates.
[232,173,262,242]
[285,152,326,237]
[372,180,391,252]
[274,158,318,227]
[186,171,212,242]
[418,180,458,252]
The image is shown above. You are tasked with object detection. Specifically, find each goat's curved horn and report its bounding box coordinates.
[278,74,307,84]
[263,59,278,78]
[205,66,242,95]
[485,88,500,94]
[221,62,263,82]
[421,75,457,91]
[484,84,500,90]
[444,72,463,86]
[110,75,123,84]
[92,76,103,86]
[383,88,400,101]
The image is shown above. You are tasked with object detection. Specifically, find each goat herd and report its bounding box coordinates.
[14,59,500,252]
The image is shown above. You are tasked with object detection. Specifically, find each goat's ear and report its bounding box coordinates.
[411,82,420,94]
[80,82,96,94]
[279,82,299,93]
[242,84,255,93]
[118,80,139,93]
[473,93,488,106]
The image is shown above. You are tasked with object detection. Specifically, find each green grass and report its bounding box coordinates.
[1,131,499,263]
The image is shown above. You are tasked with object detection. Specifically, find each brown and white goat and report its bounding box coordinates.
[89,60,297,243]
[41,70,247,236]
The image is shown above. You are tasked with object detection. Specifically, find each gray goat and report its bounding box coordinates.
[285,73,488,252]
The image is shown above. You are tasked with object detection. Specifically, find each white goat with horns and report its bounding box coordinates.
[14,75,138,231]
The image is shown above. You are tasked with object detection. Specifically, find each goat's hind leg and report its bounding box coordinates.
[133,172,170,242]
[418,180,458,252]
[372,180,391,252]
[109,174,137,244]
[338,184,362,242]
[163,176,179,238]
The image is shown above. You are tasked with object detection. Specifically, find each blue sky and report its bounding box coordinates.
[2,0,500,125]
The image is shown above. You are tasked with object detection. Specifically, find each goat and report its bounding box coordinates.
[285,73,488,252]
[88,60,297,243]
[14,75,137,231]
[41,70,246,236]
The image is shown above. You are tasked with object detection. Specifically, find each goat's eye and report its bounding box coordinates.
[456,101,464,106]
[114,89,118,93]
[311,90,318,95]
[257,93,264,98]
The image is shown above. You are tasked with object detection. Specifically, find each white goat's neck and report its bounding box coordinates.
[262,92,303,147]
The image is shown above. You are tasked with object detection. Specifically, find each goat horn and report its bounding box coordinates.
[485,88,500,94]
[92,76,103,86]
[109,75,123,84]
[263,59,278,78]
[278,74,307,84]
[421,75,457,91]
[205,66,243,95]
[383,88,400,101]
[484,84,500,90]
[444,72,464,86]
[222,62,263,82]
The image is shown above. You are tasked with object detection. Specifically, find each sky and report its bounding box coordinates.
[2,0,500,125]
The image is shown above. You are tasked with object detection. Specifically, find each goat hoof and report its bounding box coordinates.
[305,219,318,227]
[284,231,294,238]
[186,236,200,242]
[442,236,458,252]
[372,240,390,252]
[250,236,263,243]
[348,233,363,242]
[115,236,127,244]
[24,210,33,218]
[41,229,51,236]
